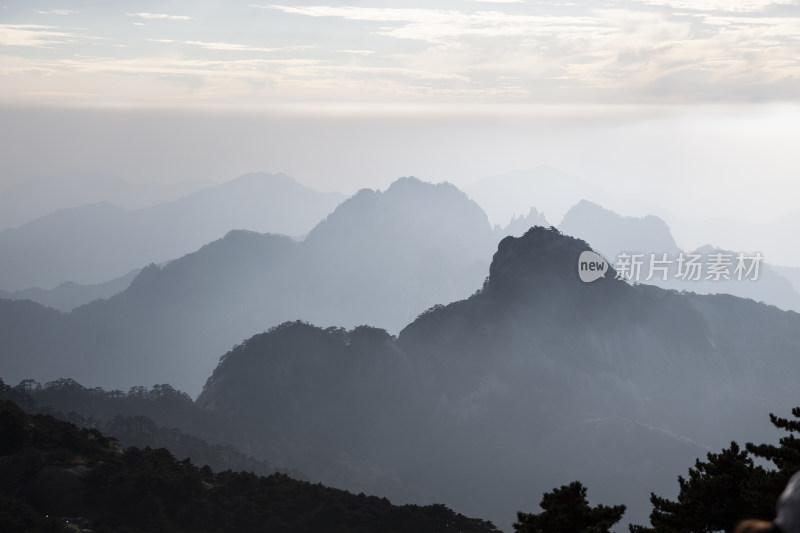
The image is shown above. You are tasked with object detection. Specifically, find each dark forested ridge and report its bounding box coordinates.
[8,379,800,532]
[0,399,498,533]
[0,378,297,479]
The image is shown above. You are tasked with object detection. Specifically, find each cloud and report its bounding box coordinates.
[36,10,76,16]
[125,13,191,21]
[256,4,800,102]
[632,0,799,12]
[0,24,90,48]
[184,41,278,52]
[264,5,603,43]
[337,49,375,55]
[5,2,800,105]
[0,49,471,106]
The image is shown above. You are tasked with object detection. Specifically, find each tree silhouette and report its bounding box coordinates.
[638,441,771,533]
[514,481,626,533]
[633,408,800,532]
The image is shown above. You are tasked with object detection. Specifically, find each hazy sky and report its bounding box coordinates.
[5,0,800,105]
[2,0,800,223]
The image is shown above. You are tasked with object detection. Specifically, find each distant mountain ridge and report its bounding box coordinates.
[0,170,212,230]
[0,269,140,312]
[0,177,497,394]
[559,199,680,259]
[3,176,798,396]
[559,199,800,312]
[0,172,344,291]
[464,166,610,226]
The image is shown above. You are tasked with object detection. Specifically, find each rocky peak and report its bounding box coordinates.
[484,226,620,298]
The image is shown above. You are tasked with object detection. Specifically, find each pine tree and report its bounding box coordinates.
[642,441,771,532]
[746,407,800,513]
[514,481,626,533]
[633,408,800,532]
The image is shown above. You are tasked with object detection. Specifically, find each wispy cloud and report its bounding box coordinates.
[4,1,800,105]
[0,24,90,48]
[0,49,472,106]
[632,0,799,12]
[264,5,602,43]
[36,10,76,16]
[184,41,278,52]
[125,13,191,21]
[256,4,800,101]
[337,49,375,55]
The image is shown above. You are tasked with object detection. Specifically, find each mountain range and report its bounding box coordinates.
[688,208,800,267]
[0,269,140,312]
[464,166,609,226]
[0,178,497,394]
[4,215,800,529]
[560,199,800,312]
[3,175,798,396]
[0,170,211,230]
[193,226,800,530]
[0,172,344,291]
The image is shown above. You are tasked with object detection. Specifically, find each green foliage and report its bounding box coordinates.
[0,398,111,462]
[0,493,70,533]
[0,399,27,455]
[745,407,800,499]
[643,442,771,533]
[84,450,498,533]
[0,398,498,533]
[635,408,800,532]
[85,447,208,532]
[513,481,626,533]
[4,377,267,475]
[102,414,274,476]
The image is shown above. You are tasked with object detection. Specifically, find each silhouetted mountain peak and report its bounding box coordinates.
[500,207,549,237]
[384,176,472,203]
[309,177,488,236]
[566,199,670,229]
[305,177,493,261]
[484,226,618,296]
[211,171,309,193]
[114,230,296,307]
[384,176,486,214]
[559,200,679,258]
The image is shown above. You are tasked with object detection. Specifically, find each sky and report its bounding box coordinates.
[1,0,800,231]
[4,0,800,106]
